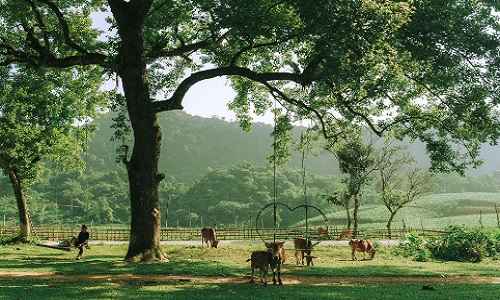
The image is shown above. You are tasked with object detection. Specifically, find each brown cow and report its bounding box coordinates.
[279,245,286,265]
[201,227,219,248]
[247,250,270,285]
[294,237,313,266]
[267,241,285,285]
[349,239,376,260]
[317,227,331,240]
[247,241,285,285]
[336,229,352,240]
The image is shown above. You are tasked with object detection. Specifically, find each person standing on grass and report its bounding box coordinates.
[74,225,90,260]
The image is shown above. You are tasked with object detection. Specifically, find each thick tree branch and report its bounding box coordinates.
[152,66,308,112]
[25,0,51,53]
[36,0,88,53]
[147,40,210,59]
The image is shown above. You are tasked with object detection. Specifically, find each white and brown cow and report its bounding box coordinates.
[201,227,219,248]
[294,237,313,266]
[348,239,376,260]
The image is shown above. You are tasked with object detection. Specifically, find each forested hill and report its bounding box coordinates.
[87,111,338,183]
[87,111,500,184]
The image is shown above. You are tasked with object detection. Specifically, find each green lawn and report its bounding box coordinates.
[0,242,499,300]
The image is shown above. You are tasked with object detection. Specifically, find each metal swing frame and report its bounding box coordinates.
[255,109,329,251]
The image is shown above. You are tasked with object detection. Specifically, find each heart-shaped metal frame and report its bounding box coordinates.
[255,202,329,246]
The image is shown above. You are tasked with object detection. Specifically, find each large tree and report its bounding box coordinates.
[2,1,499,261]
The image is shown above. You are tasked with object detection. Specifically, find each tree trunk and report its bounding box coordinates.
[353,193,359,238]
[8,168,30,243]
[111,2,166,262]
[344,205,352,230]
[386,213,396,239]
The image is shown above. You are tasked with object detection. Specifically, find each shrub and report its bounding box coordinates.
[428,225,493,262]
[395,227,500,262]
[394,231,431,262]
[0,234,17,245]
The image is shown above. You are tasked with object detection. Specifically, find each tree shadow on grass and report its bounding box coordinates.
[0,277,499,300]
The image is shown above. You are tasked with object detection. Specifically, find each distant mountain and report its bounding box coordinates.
[86,111,500,185]
[87,111,338,183]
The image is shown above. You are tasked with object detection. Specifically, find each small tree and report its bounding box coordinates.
[324,132,375,235]
[0,66,103,242]
[374,145,434,238]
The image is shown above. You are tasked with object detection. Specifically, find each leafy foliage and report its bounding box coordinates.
[396,226,500,262]
[428,225,499,262]
[393,231,431,262]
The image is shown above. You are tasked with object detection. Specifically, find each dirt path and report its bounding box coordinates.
[1,272,499,285]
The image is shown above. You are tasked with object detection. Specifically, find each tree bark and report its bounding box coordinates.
[8,167,30,243]
[353,193,360,238]
[111,1,166,262]
[386,211,397,240]
[344,205,352,230]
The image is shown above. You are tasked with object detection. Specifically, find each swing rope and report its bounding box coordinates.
[272,100,278,242]
[301,129,310,243]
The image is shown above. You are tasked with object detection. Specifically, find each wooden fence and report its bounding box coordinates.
[0,225,445,242]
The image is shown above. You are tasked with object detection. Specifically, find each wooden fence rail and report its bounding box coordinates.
[0,226,446,242]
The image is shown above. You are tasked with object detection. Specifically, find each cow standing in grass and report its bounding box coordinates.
[349,239,376,260]
[201,227,219,248]
[247,250,270,284]
[294,237,313,266]
[247,241,285,285]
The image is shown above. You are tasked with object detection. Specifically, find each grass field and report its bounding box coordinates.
[0,241,499,300]
[321,192,500,230]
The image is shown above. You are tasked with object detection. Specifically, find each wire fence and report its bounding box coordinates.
[0,225,446,242]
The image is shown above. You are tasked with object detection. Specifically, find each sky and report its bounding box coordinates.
[182,76,275,124]
[91,12,274,125]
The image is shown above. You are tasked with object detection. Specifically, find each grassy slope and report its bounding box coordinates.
[320,192,500,230]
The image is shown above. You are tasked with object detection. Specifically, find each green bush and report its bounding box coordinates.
[394,231,431,262]
[0,234,17,245]
[427,226,497,262]
[395,227,500,262]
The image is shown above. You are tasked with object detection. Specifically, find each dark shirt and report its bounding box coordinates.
[77,231,90,245]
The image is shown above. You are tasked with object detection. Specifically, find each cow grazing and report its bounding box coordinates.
[336,229,352,240]
[317,227,331,240]
[349,239,376,260]
[246,241,285,285]
[305,255,315,266]
[201,227,219,248]
[294,237,313,266]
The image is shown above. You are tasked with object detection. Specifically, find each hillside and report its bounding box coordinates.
[87,111,339,183]
[87,111,500,184]
[2,111,499,228]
